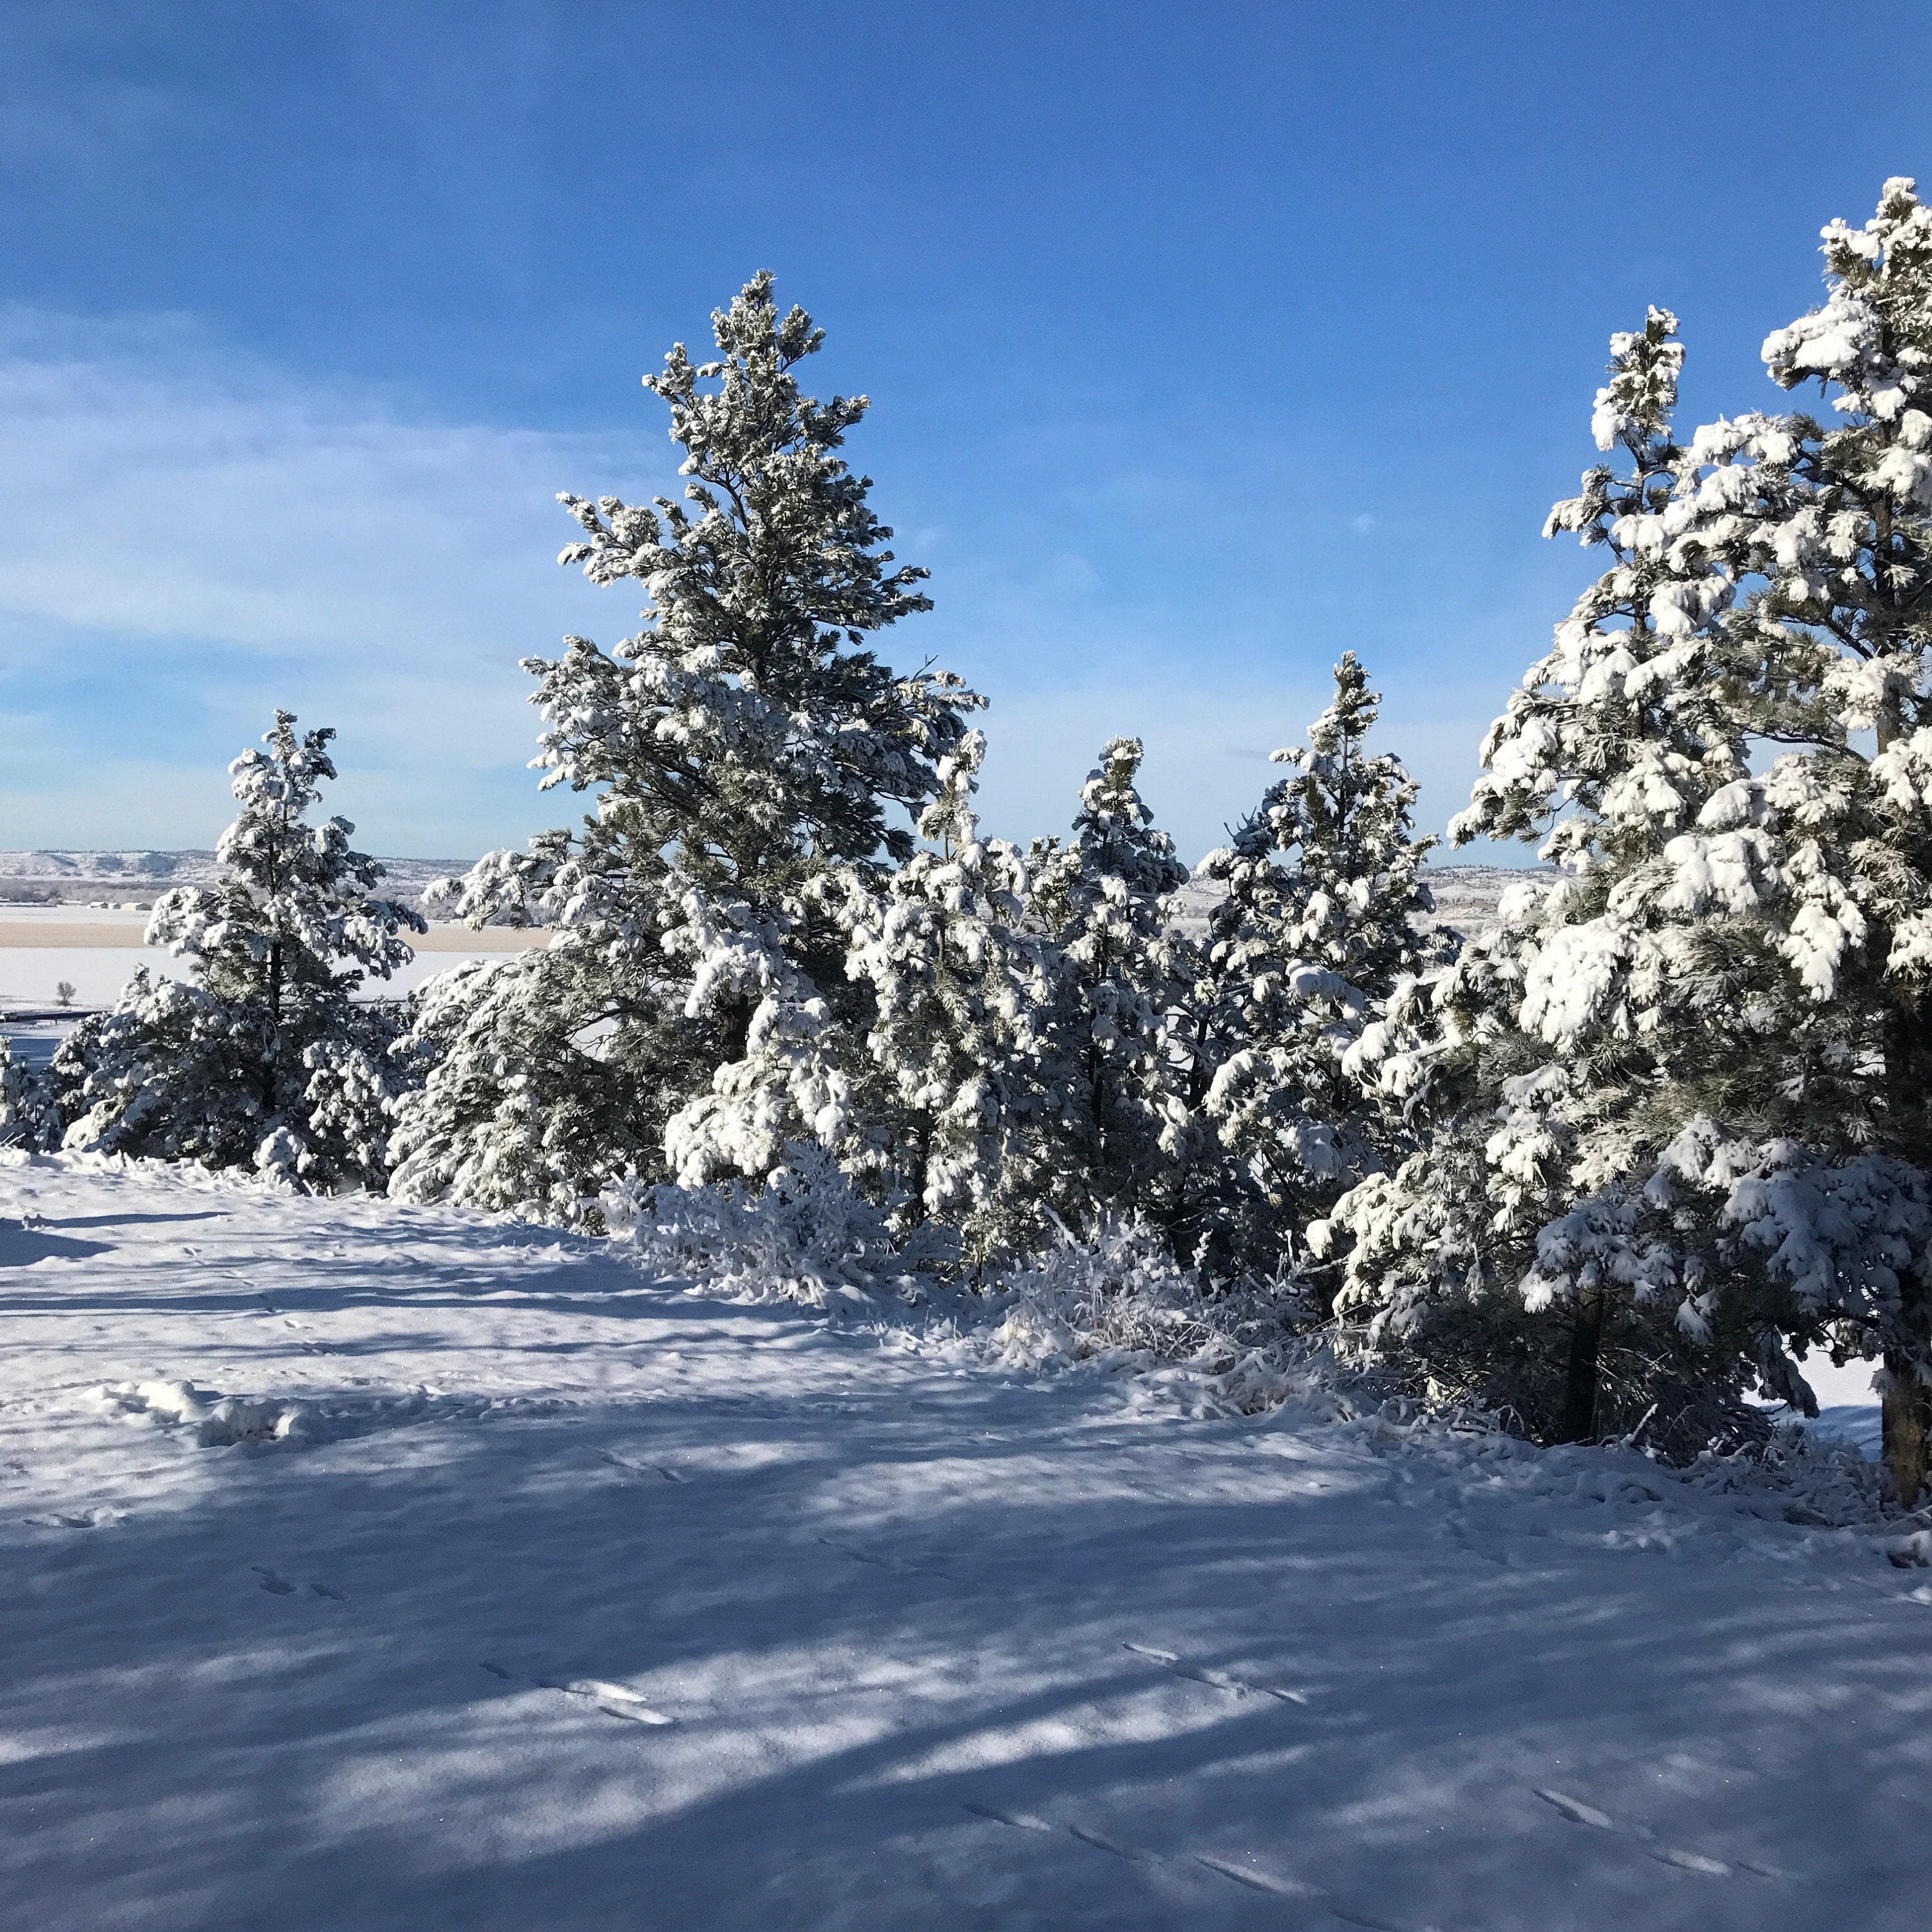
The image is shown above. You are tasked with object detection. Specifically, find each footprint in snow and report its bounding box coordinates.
[1650,1848,1733,1877]
[962,1805,1144,1862]
[247,1564,341,1598]
[600,1451,685,1482]
[1533,1786,1786,1882]
[1122,1642,1310,1703]
[963,1802,1054,1832]
[480,1662,674,1725]
[1193,1852,1318,1898]
[544,1678,677,1725]
[1065,1823,1146,1862]
[1535,1789,1612,1830]
[969,1807,1320,1899]
[818,1535,954,1579]
[1327,1909,1452,1932]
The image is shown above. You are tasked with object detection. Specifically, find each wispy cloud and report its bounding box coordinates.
[0,308,664,849]
[0,308,1515,865]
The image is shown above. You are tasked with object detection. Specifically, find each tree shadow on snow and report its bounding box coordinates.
[4,1373,1924,1932]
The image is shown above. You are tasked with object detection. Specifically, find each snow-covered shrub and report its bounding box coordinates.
[990,1218,1321,1412]
[602,1142,956,1306]
[1677,1421,1891,1531]
[838,729,1048,1263]
[385,953,660,1223]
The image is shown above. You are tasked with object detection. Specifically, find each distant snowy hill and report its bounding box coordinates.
[0,849,469,905]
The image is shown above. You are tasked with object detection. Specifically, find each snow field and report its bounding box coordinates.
[0,933,544,1016]
[2,1153,1929,1930]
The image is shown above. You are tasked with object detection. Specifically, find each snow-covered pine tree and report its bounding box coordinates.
[1191,654,1444,1279]
[838,729,1044,1262]
[388,273,980,1217]
[1656,178,1932,1496]
[48,712,422,1186]
[1023,737,1190,1235]
[0,1037,23,1146]
[1329,187,1932,1484]
[1318,307,1779,1452]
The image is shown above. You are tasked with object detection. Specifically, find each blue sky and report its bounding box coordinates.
[2,1,1929,863]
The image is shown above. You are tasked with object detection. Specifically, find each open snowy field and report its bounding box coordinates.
[0,905,547,1016]
[2,1154,1928,1931]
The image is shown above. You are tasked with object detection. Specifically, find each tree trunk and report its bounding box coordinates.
[1883,1350,1932,1508]
[1558,1285,1604,1443]
[717,995,755,1066]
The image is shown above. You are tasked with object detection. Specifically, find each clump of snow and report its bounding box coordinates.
[89,1378,316,1446]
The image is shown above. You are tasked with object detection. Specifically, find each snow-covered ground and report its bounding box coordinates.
[3,1155,1928,1929]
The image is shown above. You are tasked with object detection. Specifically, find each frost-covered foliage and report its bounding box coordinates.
[383,956,644,1222]
[1329,182,1932,1486]
[1176,654,1446,1274]
[390,272,979,1218]
[838,730,1046,1260]
[31,715,422,1189]
[1022,738,1190,1235]
[601,1142,951,1306]
[0,1037,24,1144]
[989,1213,1291,1368]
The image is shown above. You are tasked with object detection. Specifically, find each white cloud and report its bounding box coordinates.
[0,308,667,849]
[0,308,659,658]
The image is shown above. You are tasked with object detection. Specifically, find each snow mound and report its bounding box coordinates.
[89,1379,316,1446]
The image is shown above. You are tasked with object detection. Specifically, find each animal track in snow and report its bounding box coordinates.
[1533,1785,1786,1882]
[1121,1641,1310,1703]
[479,1661,675,1725]
[540,1677,677,1725]
[1534,1789,1612,1830]
[1327,1908,1450,1932]
[247,1564,340,1599]
[817,1535,954,1580]
[962,1802,1052,1832]
[1650,1848,1732,1877]
[1065,1823,1146,1862]
[1192,1852,1318,1897]
[820,1535,888,1567]
[600,1451,685,1482]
